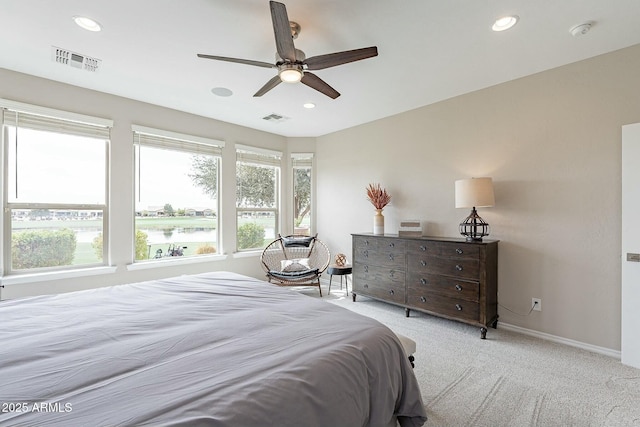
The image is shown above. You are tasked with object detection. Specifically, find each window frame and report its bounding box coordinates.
[1,99,112,276]
[291,152,313,236]
[235,144,282,252]
[132,125,224,263]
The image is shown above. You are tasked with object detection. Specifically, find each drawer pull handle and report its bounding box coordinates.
[455,284,462,291]
[456,248,463,254]
[364,240,370,246]
[419,245,426,251]
[389,289,394,295]
[389,242,395,248]
[390,270,395,278]
[420,278,427,285]
[364,284,369,288]
[420,296,427,303]
[364,265,368,273]
[363,250,369,258]
[456,304,462,311]
[388,254,394,260]
[420,260,427,266]
[455,264,463,271]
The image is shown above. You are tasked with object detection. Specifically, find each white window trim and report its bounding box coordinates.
[236,143,281,158]
[235,145,282,251]
[133,125,223,262]
[0,98,113,127]
[1,100,111,276]
[132,125,224,149]
[126,253,228,271]
[0,266,117,286]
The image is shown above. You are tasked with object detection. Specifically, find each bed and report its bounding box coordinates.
[0,271,427,426]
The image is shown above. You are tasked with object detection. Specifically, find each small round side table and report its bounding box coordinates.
[327,264,352,294]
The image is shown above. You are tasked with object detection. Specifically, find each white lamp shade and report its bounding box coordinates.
[455,177,495,208]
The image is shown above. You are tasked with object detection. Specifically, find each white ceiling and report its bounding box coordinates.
[1,1,640,137]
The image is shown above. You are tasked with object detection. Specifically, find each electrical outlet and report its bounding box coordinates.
[532,298,542,312]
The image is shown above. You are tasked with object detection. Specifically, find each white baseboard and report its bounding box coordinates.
[319,277,621,360]
[498,322,621,360]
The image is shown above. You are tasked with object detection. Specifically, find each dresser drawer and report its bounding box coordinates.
[407,241,479,259]
[353,278,405,304]
[431,242,479,259]
[407,273,479,302]
[354,236,378,251]
[406,293,479,322]
[408,254,479,279]
[353,264,405,286]
[355,246,406,268]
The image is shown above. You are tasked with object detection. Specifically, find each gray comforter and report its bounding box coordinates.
[0,271,426,426]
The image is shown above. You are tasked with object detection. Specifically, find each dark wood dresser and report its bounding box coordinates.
[352,233,499,338]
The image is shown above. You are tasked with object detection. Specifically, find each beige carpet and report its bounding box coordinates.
[306,285,640,427]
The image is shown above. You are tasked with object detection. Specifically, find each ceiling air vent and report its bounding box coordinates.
[52,46,101,72]
[262,113,289,123]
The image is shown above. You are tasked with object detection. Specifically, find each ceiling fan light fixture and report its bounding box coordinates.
[492,15,519,32]
[73,15,102,32]
[279,67,303,83]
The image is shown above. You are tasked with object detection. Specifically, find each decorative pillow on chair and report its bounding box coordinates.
[281,235,315,247]
[281,258,310,272]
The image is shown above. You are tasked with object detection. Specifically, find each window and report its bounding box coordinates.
[236,145,281,251]
[133,126,224,262]
[292,153,313,236]
[1,100,111,274]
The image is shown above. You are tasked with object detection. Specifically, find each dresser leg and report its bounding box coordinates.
[480,327,488,339]
[352,292,357,302]
[405,308,410,317]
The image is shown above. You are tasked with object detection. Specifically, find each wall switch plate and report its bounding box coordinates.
[532,298,542,311]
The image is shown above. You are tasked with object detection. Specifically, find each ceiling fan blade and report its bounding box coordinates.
[270,1,297,61]
[300,72,340,99]
[304,46,378,70]
[254,75,283,97]
[197,54,276,69]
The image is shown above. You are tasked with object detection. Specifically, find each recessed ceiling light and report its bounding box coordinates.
[303,103,315,109]
[492,15,519,32]
[73,16,102,32]
[570,23,592,37]
[211,87,233,97]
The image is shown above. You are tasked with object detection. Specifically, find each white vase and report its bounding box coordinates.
[373,209,385,235]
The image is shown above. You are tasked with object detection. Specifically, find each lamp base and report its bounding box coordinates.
[459,207,490,242]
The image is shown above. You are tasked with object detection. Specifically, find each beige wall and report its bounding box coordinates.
[316,44,640,351]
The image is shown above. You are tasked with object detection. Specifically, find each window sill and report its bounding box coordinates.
[232,250,262,259]
[1,266,117,286]
[126,254,228,271]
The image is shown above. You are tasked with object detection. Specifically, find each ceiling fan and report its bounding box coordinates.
[197,0,378,99]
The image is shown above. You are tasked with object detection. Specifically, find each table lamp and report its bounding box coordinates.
[455,177,495,241]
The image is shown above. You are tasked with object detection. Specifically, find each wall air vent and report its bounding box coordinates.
[52,46,101,72]
[262,113,289,123]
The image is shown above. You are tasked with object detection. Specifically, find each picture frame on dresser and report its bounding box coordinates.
[351,233,499,339]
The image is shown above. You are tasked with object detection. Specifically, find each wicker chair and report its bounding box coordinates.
[260,234,331,296]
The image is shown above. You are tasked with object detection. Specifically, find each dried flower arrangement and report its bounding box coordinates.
[366,183,391,210]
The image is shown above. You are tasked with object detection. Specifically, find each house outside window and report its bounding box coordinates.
[236,144,281,251]
[133,126,223,262]
[1,100,111,275]
[292,153,313,236]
